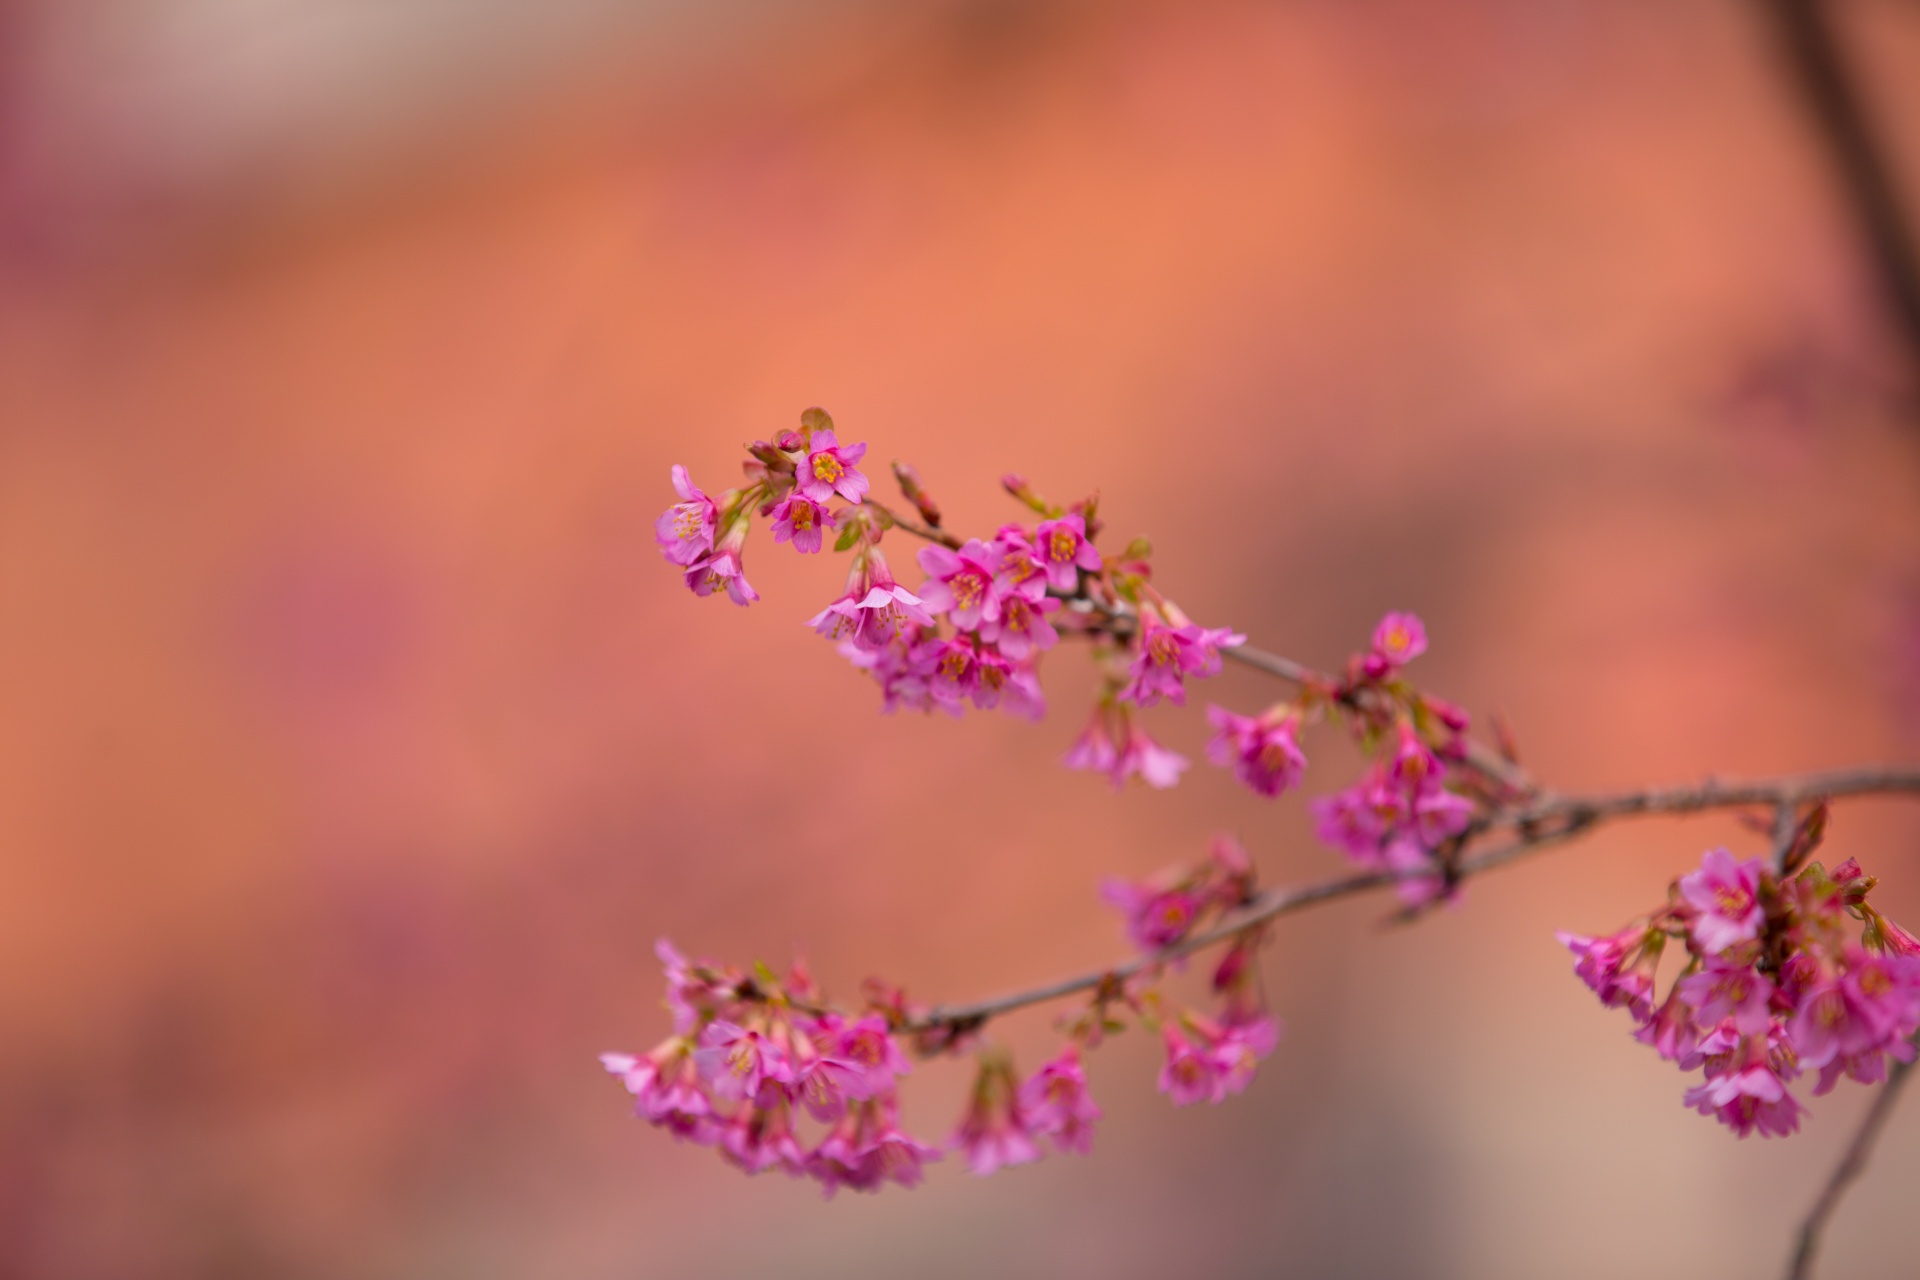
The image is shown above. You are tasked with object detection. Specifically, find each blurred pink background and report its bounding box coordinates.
[4,1,1920,1276]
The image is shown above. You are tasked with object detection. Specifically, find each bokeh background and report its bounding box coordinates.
[5,1,1920,1276]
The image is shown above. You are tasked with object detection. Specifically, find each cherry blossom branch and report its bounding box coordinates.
[909,765,1920,1033]
[1786,1041,1919,1280]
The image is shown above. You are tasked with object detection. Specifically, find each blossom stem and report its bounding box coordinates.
[906,765,1920,1033]
[1785,1038,1919,1280]
[859,499,965,550]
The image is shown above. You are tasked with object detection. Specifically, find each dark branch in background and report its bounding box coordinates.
[1786,1043,1918,1280]
[1761,0,1920,373]
[1759,4,1920,1267]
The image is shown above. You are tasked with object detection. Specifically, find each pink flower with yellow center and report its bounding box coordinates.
[915,539,1005,632]
[1119,618,1245,708]
[991,524,1048,599]
[1678,848,1767,955]
[1031,514,1103,591]
[655,464,718,566]
[1368,611,1428,672]
[692,1022,793,1103]
[769,493,835,553]
[980,591,1060,659]
[796,429,869,503]
[1101,878,1202,952]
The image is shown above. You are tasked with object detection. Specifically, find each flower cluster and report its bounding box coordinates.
[603,940,1128,1194]
[1272,615,1481,905]
[1559,847,1920,1138]
[600,941,940,1195]
[657,411,1250,778]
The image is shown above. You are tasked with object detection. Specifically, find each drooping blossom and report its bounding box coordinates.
[1063,706,1187,789]
[1684,1029,1803,1139]
[1678,848,1766,955]
[1676,957,1775,1036]
[656,465,719,566]
[1210,1015,1280,1096]
[1019,1048,1102,1156]
[1556,924,1661,1021]
[796,429,869,504]
[1112,722,1189,789]
[809,549,933,651]
[1206,706,1306,797]
[813,1100,942,1195]
[1157,1027,1224,1107]
[1063,709,1119,775]
[684,520,758,606]
[1120,618,1245,708]
[1032,513,1103,591]
[950,1063,1040,1176]
[916,539,1005,632]
[718,1094,808,1176]
[769,493,836,553]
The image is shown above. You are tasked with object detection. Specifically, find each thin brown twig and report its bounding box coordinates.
[1786,1043,1919,1280]
[906,765,1920,1031]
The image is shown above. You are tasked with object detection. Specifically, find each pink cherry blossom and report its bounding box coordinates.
[719,1096,808,1176]
[1205,706,1306,798]
[1677,958,1775,1036]
[797,429,869,503]
[1211,1015,1280,1096]
[808,550,934,651]
[693,1022,793,1103]
[1032,513,1103,591]
[769,493,836,553]
[1678,848,1767,955]
[1112,722,1189,790]
[601,1042,717,1142]
[980,591,1060,659]
[950,1086,1040,1176]
[833,1015,913,1095]
[991,524,1049,599]
[1120,618,1246,708]
[972,650,1046,719]
[1063,711,1119,775]
[1635,991,1704,1066]
[921,636,979,710]
[655,465,718,566]
[1019,1048,1102,1156]
[1367,611,1428,672]
[1157,1028,1224,1106]
[916,539,1005,632]
[1101,879,1202,951]
[857,1120,943,1191]
[1556,924,1659,1020]
[1684,1034,1803,1138]
[683,522,758,606]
